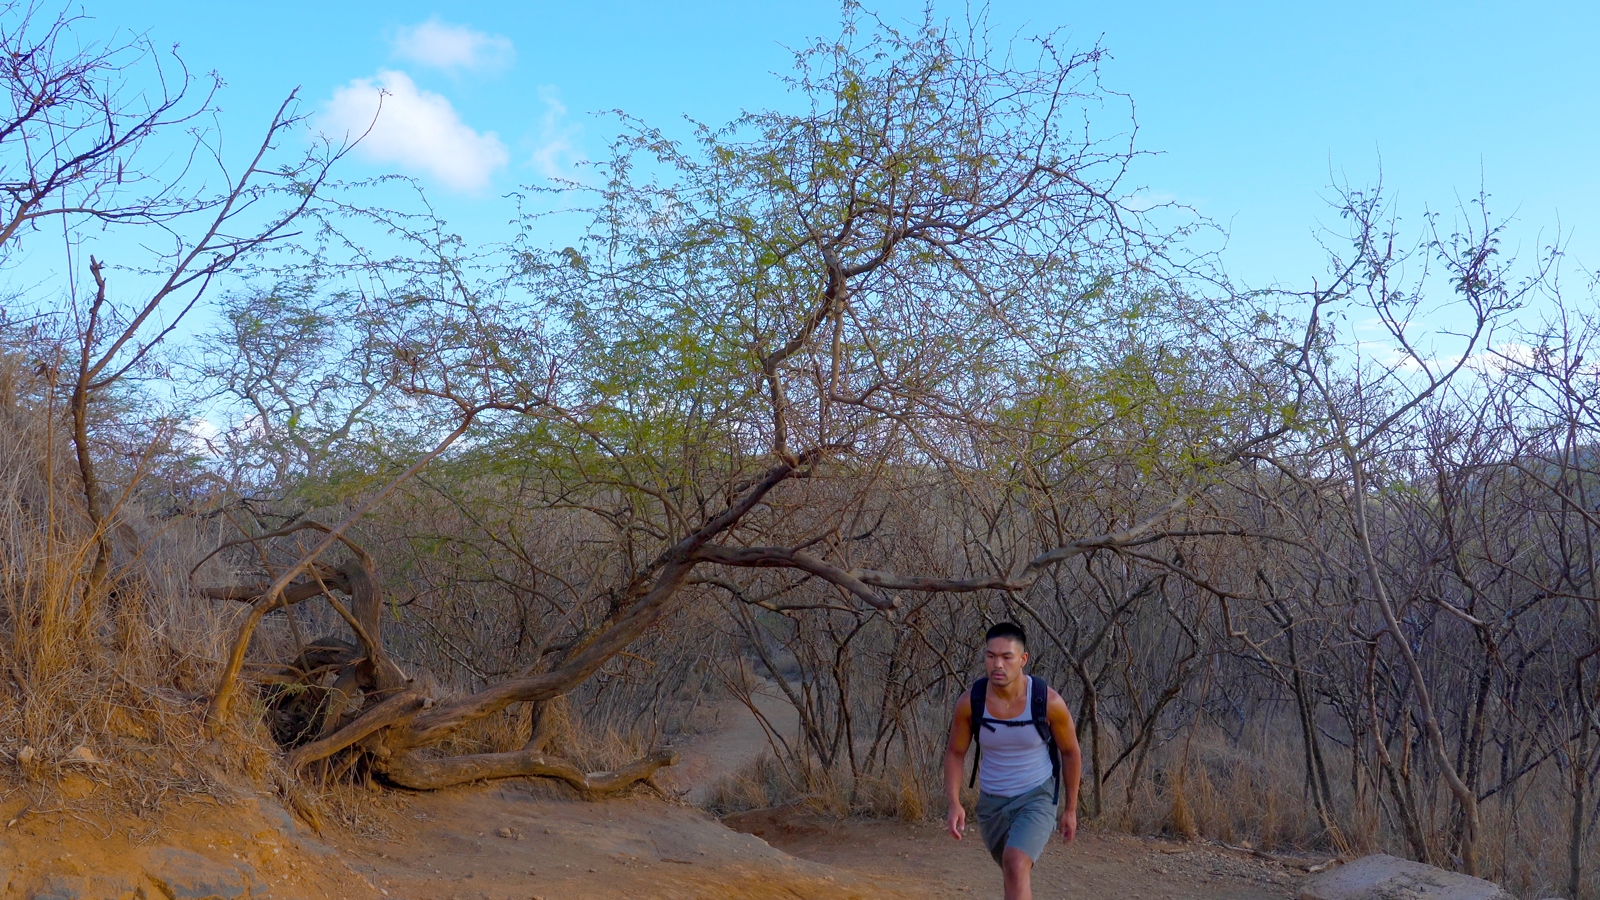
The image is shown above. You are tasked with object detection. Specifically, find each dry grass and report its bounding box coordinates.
[704,749,952,823]
[1107,725,1595,899]
[0,367,281,815]
[1109,728,1336,850]
[701,711,1596,900]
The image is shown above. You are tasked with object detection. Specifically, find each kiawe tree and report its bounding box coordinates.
[204,10,1291,791]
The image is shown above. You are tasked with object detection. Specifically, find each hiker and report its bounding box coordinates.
[944,621,1081,900]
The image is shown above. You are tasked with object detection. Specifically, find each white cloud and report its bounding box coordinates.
[1355,316,1412,333]
[391,18,514,74]
[1464,342,1537,374]
[1123,190,1176,213]
[181,417,221,457]
[320,70,509,193]
[530,86,586,182]
[1361,340,1554,378]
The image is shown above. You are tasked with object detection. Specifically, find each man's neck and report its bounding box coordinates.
[990,676,1027,702]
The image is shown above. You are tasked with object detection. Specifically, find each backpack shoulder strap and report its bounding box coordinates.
[966,677,988,789]
[970,678,992,734]
[1029,675,1050,730]
[1031,675,1062,805]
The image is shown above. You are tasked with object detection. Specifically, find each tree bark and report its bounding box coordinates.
[1569,714,1587,900]
[285,689,427,772]
[380,748,677,793]
[1349,454,1481,874]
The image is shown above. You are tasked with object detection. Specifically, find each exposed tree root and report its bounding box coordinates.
[379,748,679,793]
[207,533,690,800]
[285,689,427,772]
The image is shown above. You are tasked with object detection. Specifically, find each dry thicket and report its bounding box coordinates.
[693,301,1600,900]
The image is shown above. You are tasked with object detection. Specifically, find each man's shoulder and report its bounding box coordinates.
[952,685,974,715]
[954,676,990,712]
[1041,682,1069,711]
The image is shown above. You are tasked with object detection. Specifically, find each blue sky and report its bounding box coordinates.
[94,1,1600,315]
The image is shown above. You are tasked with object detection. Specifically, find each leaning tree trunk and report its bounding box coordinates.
[383,748,678,793]
[225,550,691,795]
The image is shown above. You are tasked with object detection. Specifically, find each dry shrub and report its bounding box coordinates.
[705,750,947,824]
[1107,726,1337,850]
[302,779,405,840]
[704,751,882,819]
[894,762,927,821]
[1472,771,1597,900]
[1166,773,1198,841]
[1090,719,1597,898]
[703,750,801,814]
[0,359,278,812]
[852,760,945,822]
[428,706,533,759]
[415,690,656,796]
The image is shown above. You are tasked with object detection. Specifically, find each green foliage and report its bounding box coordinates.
[198,6,1295,569]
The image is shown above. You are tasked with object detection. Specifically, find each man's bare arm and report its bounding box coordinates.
[1047,688,1081,841]
[944,694,973,840]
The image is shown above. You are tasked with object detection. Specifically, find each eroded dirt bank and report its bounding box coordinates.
[330,784,913,900]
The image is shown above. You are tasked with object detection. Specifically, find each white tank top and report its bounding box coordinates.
[975,677,1054,797]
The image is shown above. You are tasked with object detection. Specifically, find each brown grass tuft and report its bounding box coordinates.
[0,358,280,815]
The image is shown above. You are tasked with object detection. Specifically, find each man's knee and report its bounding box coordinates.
[1001,846,1033,877]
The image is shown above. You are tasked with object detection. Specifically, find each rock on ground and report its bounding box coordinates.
[1298,854,1514,900]
[20,848,260,900]
[139,847,259,900]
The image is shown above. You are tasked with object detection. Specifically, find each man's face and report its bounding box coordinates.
[984,636,1028,686]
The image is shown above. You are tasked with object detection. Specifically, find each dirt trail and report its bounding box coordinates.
[328,784,908,900]
[323,783,1306,900]
[658,678,799,804]
[325,681,1307,900]
[725,805,1305,900]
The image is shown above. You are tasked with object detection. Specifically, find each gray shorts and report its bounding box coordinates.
[976,781,1059,866]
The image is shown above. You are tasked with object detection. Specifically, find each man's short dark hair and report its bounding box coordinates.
[984,621,1027,648]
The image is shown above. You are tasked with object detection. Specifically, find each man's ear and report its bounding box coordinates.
[1020,650,1029,667]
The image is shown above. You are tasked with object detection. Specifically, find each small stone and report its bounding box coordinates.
[497,827,514,838]
[141,847,254,900]
[58,772,101,800]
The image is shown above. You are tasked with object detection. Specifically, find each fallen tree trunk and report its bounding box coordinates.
[379,748,679,793]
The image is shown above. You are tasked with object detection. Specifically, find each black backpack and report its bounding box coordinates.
[968,674,1061,804]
